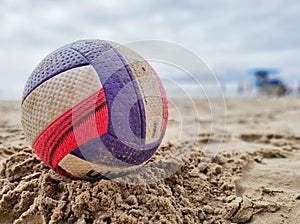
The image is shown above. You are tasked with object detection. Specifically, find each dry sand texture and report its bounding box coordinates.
[0,98,299,223]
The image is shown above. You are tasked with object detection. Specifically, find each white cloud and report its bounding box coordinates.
[0,0,300,99]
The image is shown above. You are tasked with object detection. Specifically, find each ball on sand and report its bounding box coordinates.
[21,40,168,181]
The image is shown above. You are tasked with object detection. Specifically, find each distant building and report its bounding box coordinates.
[237,83,244,95]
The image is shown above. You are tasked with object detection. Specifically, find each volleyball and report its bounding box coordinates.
[21,40,168,180]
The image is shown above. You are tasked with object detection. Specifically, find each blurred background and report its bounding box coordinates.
[0,0,299,99]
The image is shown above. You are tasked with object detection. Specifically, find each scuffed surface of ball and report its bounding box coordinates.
[21,40,168,180]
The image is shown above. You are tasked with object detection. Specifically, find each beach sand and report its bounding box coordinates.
[0,98,299,223]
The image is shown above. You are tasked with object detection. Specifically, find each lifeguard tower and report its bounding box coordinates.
[251,69,287,96]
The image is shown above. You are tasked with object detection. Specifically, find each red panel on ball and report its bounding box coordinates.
[33,88,108,169]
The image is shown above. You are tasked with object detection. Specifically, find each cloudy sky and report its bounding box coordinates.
[0,0,299,99]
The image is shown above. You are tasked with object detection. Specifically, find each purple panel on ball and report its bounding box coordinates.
[22,46,90,103]
[129,100,144,139]
[99,133,159,165]
[70,40,146,145]
[70,133,160,166]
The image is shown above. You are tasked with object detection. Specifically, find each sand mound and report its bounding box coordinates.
[0,141,253,224]
[1,98,300,223]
